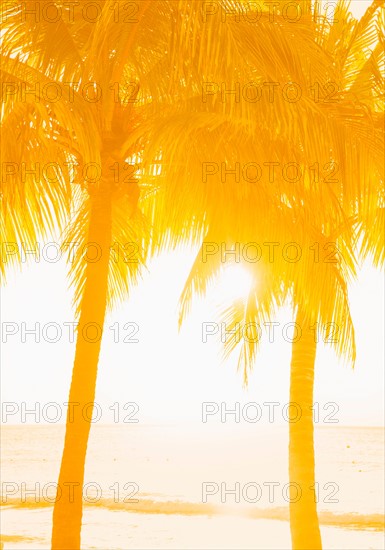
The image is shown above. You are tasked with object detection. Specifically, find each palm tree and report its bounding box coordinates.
[176,207,358,550]
[1,2,175,548]
[1,4,156,548]
[148,1,384,548]
[1,1,293,547]
[285,3,384,543]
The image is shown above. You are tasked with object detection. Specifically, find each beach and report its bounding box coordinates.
[1,424,384,549]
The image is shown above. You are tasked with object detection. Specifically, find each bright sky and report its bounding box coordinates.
[1,1,383,426]
[1,247,383,426]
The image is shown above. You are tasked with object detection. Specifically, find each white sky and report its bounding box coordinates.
[1,249,383,426]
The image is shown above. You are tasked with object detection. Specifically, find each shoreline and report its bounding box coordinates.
[1,499,384,531]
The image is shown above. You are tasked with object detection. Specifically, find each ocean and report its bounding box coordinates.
[1,424,384,549]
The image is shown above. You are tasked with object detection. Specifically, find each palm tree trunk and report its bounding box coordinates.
[289,305,322,550]
[51,186,112,550]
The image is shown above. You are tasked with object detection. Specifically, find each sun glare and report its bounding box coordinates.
[218,264,254,301]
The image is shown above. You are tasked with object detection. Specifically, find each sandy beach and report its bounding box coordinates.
[1,424,384,549]
[1,505,384,550]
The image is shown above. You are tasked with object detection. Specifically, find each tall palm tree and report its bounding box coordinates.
[176,205,358,550]
[1,2,177,548]
[148,1,384,548]
[285,3,384,544]
[1,43,145,550]
[1,1,297,547]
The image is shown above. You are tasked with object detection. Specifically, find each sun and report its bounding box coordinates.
[217,264,254,302]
